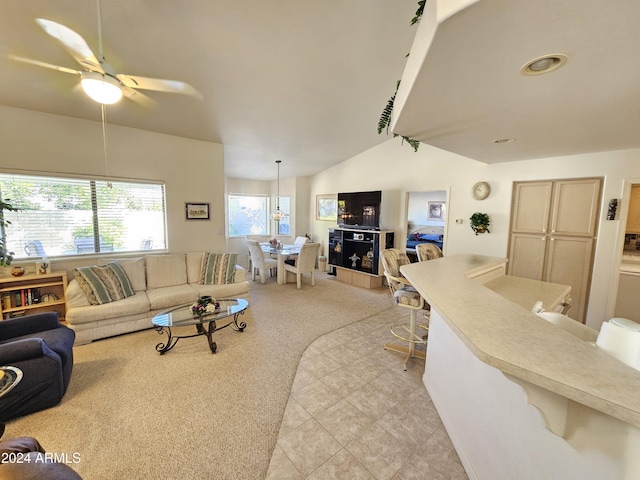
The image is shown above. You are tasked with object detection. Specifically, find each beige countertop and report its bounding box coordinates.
[483,275,571,311]
[401,254,640,428]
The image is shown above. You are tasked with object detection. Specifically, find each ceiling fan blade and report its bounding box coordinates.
[122,86,156,108]
[35,18,103,72]
[116,74,203,100]
[7,54,82,75]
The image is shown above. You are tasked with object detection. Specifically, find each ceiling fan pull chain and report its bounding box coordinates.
[101,103,112,188]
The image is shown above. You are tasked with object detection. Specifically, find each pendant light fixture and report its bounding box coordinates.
[271,160,288,222]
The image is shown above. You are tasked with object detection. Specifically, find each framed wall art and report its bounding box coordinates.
[185,202,210,220]
[428,201,446,221]
[316,194,337,221]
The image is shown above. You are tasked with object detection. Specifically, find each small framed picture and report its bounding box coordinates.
[185,202,210,220]
[428,201,446,221]
[316,194,337,221]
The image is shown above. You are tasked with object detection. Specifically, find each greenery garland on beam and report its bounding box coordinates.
[377,1,425,152]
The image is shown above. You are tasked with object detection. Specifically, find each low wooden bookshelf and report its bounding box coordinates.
[0,271,67,320]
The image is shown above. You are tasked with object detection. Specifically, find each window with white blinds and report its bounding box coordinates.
[0,173,167,259]
[227,194,269,237]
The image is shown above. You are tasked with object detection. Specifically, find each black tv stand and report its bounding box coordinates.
[328,228,394,288]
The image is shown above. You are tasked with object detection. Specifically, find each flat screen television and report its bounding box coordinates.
[337,190,382,229]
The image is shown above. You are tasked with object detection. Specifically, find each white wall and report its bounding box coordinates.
[5,103,640,329]
[308,137,640,329]
[0,105,225,258]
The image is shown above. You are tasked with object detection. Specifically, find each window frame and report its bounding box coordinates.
[227,193,270,238]
[1,172,167,259]
[275,195,291,236]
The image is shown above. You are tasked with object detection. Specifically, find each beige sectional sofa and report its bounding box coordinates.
[65,252,250,345]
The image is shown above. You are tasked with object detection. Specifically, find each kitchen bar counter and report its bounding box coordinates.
[401,254,640,480]
[483,274,571,312]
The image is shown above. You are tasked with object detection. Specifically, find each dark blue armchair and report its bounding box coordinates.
[0,312,75,422]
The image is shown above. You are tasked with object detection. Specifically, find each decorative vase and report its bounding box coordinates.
[198,295,212,307]
[11,266,25,277]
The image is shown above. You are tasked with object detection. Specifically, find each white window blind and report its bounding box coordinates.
[227,194,269,237]
[1,173,167,258]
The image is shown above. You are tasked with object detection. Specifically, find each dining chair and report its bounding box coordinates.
[293,236,309,247]
[246,239,278,284]
[283,242,320,289]
[380,248,428,370]
[283,236,310,265]
[415,243,443,262]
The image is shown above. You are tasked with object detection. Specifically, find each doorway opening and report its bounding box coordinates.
[405,190,447,262]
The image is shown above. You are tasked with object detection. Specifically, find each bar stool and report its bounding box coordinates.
[380,249,428,370]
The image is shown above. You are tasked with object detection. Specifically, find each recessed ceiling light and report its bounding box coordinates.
[521,54,568,76]
[493,138,515,144]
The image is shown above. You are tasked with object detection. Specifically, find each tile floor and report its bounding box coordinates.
[266,306,469,480]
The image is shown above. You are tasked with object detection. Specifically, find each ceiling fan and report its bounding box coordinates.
[8,4,202,105]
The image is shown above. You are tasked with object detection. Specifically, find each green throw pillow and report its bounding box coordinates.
[75,262,135,305]
[200,253,237,285]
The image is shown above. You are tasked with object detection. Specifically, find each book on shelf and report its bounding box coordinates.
[5,288,42,309]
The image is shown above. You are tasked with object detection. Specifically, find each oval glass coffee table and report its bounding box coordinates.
[152,298,248,354]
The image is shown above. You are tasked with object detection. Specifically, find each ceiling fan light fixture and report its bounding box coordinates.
[81,72,123,104]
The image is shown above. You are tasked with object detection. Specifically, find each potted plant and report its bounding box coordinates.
[0,198,19,266]
[470,212,491,235]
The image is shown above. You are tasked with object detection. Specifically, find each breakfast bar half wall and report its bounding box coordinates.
[401,255,640,480]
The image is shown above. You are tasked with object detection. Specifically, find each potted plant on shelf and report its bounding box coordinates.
[0,198,19,266]
[470,212,491,235]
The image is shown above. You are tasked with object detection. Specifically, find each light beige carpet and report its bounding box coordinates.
[4,272,392,479]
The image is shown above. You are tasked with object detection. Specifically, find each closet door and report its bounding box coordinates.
[508,182,553,279]
[545,236,595,322]
[550,179,601,237]
[508,178,601,324]
[510,181,553,234]
[508,233,547,280]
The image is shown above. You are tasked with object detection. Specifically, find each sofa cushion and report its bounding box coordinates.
[74,262,135,305]
[145,254,187,289]
[186,252,204,284]
[65,280,91,308]
[200,253,237,285]
[147,284,197,310]
[65,292,150,325]
[99,257,146,292]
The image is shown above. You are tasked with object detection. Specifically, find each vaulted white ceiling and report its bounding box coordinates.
[0,0,418,180]
[392,0,640,164]
[3,1,637,182]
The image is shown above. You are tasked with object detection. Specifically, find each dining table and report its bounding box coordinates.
[260,243,301,284]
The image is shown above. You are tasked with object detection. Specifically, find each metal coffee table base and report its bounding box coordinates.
[154,311,246,354]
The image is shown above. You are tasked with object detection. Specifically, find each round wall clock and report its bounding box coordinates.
[472,181,491,200]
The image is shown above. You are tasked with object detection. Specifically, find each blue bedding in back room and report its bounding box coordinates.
[406,233,443,250]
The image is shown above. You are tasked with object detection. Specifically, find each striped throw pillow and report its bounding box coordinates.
[74,262,135,305]
[200,253,237,285]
